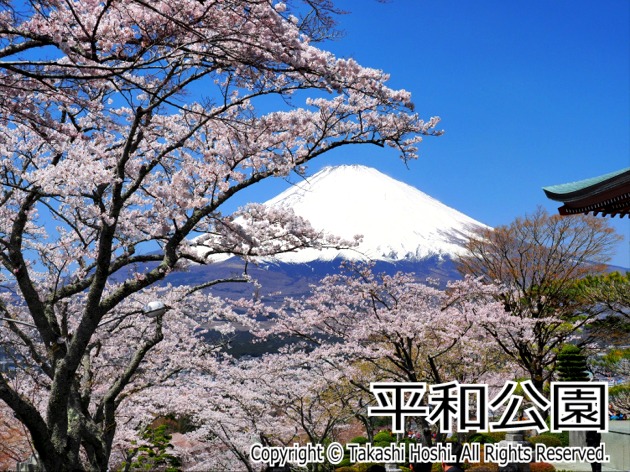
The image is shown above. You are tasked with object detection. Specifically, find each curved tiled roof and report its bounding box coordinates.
[543,167,630,217]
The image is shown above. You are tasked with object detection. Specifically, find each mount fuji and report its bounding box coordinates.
[260,164,486,263]
[184,165,489,355]
[170,165,488,305]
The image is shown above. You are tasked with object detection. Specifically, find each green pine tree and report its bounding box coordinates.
[556,344,589,381]
[120,424,182,472]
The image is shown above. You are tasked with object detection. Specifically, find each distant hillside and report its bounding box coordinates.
[165,254,461,305]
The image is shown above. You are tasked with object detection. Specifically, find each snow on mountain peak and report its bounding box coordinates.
[263,164,488,263]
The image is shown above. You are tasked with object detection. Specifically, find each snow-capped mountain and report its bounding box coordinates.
[261,165,487,263]
[167,165,487,310]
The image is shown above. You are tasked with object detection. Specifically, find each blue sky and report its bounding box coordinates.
[237,0,630,267]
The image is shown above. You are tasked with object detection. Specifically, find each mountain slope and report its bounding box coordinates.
[262,165,487,262]
[166,165,487,303]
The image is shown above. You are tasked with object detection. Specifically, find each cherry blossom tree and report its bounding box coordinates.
[255,264,510,445]
[0,1,442,469]
[0,283,243,469]
[262,265,505,384]
[458,207,622,392]
[180,352,357,472]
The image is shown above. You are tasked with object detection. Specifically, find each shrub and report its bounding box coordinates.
[556,431,569,447]
[529,434,562,448]
[373,431,395,444]
[336,457,352,468]
[372,430,396,451]
[530,462,556,472]
[469,433,498,444]
[349,436,370,445]
[338,436,371,468]
[485,431,506,443]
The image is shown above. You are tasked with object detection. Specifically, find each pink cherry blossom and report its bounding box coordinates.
[0,0,442,469]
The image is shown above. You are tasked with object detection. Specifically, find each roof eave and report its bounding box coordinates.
[543,168,630,203]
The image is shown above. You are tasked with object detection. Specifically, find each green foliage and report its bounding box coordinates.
[591,346,630,380]
[579,271,630,342]
[468,433,497,444]
[604,348,630,365]
[610,383,630,396]
[338,436,372,467]
[604,348,630,374]
[336,457,353,468]
[120,424,181,472]
[532,430,570,447]
[591,318,630,341]
[373,430,395,446]
[556,344,589,381]
[529,434,562,448]
[556,431,570,447]
[510,378,529,397]
[580,271,630,311]
[485,432,506,443]
[349,436,370,445]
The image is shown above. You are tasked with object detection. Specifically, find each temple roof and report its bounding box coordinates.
[543,167,630,218]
